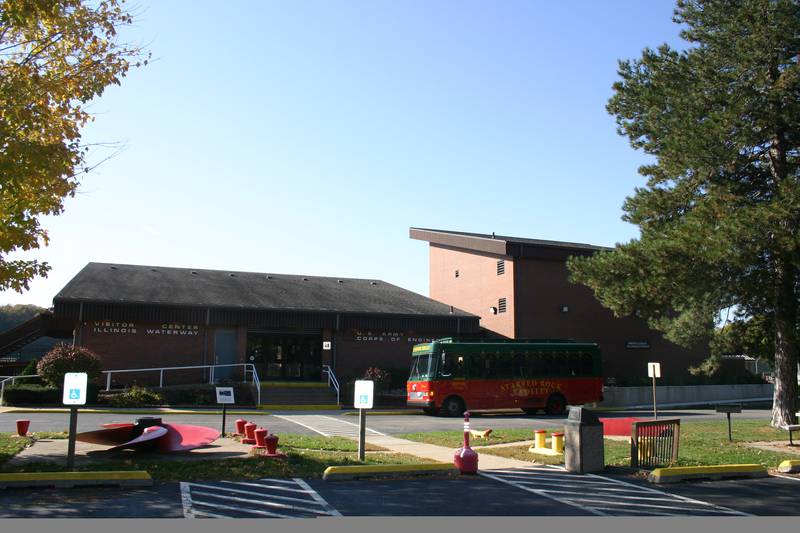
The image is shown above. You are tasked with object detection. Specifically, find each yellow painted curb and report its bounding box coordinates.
[0,471,151,482]
[323,463,457,480]
[258,404,340,410]
[0,471,152,488]
[777,460,800,473]
[648,464,767,484]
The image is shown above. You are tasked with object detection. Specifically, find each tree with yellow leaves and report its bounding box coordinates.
[0,0,147,292]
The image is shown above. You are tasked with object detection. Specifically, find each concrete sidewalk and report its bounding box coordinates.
[365,435,538,470]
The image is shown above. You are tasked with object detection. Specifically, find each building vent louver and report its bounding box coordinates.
[498,297,507,313]
[497,260,505,275]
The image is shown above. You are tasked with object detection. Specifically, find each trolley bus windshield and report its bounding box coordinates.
[409,353,437,381]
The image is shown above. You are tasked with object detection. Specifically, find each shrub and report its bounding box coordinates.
[1,382,99,406]
[108,386,164,407]
[363,367,391,389]
[20,359,38,376]
[2,384,61,405]
[37,344,102,388]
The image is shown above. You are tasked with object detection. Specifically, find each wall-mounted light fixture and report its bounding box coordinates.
[560,305,569,313]
[488,306,498,315]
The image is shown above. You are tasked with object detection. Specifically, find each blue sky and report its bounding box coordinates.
[2,0,685,307]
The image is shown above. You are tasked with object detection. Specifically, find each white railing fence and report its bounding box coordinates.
[102,363,262,405]
[0,374,39,405]
[322,364,340,405]
[2,365,263,406]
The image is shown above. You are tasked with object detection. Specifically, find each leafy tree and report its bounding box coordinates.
[0,0,147,292]
[37,342,102,387]
[568,0,800,427]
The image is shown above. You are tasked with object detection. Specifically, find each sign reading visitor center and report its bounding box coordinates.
[63,372,88,406]
[216,387,235,404]
[353,380,374,409]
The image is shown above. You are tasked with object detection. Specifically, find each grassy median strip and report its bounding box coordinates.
[0,451,431,481]
[396,427,549,447]
[0,432,421,481]
[474,420,800,469]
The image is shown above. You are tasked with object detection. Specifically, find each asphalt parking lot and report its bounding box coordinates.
[1,470,799,518]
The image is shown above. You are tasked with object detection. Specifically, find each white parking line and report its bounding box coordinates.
[179,482,195,519]
[318,415,387,436]
[773,474,800,482]
[191,499,295,519]
[295,478,343,517]
[273,415,330,436]
[480,466,752,517]
[181,478,340,519]
[273,414,385,438]
[479,470,605,516]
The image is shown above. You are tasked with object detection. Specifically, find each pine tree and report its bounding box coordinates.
[568,0,800,427]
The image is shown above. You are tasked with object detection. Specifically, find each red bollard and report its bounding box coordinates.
[252,427,268,449]
[264,433,286,458]
[234,419,247,436]
[454,411,479,474]
[242,422,257,445]
[16,420,30,437]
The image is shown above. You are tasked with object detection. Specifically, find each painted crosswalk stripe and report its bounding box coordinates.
[480,466,751,517]
[181,478,340,519]
[273,414,386,438]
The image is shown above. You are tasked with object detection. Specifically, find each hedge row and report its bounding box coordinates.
[2,383,100,406]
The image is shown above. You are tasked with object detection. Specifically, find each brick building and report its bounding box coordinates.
[4,263,478,386]
[410,228,707,382]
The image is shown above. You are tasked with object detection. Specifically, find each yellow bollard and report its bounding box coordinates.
[551,432,564,454]
[534,430,547,449]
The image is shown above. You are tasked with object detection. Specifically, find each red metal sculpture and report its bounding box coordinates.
[76,417,220,452]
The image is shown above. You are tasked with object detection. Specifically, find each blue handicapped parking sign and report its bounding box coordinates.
[359,394,368,404]
[69,388,81,400]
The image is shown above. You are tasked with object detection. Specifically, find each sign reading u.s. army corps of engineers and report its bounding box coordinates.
[63,372,88,406]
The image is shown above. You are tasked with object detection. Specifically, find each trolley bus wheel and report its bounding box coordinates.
[545,394,567,416]
[422,407,438,416]
[441,396,465,417]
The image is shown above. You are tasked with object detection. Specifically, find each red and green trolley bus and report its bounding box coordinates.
[406,338,603,416]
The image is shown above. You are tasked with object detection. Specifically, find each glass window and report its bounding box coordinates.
[439,352,465,379]
[513,352,526,378]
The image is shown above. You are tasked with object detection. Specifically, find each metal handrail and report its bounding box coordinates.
[103,363,262,405]
[0,374,38,405]
[322,364,340,405]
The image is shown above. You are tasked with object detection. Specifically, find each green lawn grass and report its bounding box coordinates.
[0,432,425,481]
[396,427,549,448]
[0,434,32,465]
[477,419,800,469]
[277,434,385,452]
[2,451,429,481]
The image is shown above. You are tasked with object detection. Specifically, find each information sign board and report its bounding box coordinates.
[216,387,235,404]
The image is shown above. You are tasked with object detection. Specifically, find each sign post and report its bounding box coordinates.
[216,387,235,437]
[353,380,374,461]
[647,362,661,420]
[63,372,88,469]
